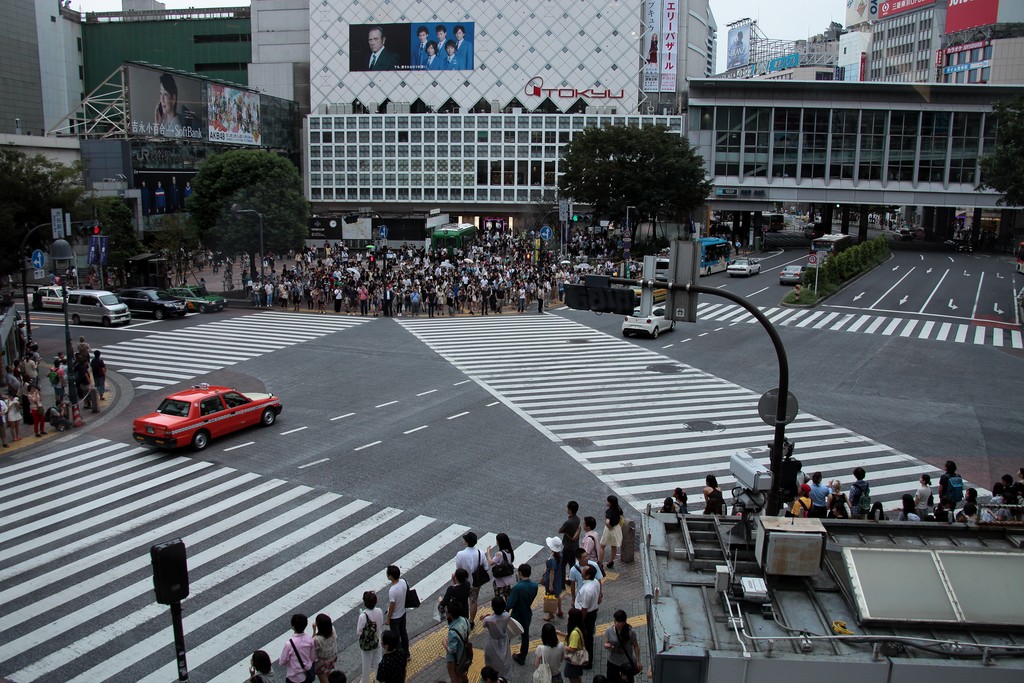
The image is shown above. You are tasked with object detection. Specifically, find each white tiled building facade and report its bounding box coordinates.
[293,0,716,216]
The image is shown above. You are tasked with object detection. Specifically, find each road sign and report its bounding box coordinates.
[558,199,569,223]
[31,249,45,269]
[540,225,553,240]
[807,253,818,266]
[50,208,63,239]
[379,225,388,239]
[33,269,45,279]
[757,388,799,427]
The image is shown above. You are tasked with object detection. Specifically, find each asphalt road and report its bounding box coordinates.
[5,245,1021,681]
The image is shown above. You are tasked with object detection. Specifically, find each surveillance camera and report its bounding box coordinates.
[730,452,772,492]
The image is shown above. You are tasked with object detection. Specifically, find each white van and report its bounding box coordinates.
[66,290,132,326]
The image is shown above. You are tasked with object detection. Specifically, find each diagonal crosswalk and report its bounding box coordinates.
[98,311,369,390]
[0,438,542,683]
[696,301,1023,349]
[400,315,954,512]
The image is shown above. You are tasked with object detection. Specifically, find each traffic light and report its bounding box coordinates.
[564,276,638,315]
[91,223,102,235]
[572,213,580,222]
[368,253,376,266]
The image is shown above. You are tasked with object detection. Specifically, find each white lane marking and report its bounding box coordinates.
[662,344,673,348]
[280,426,308,435]
[868,265,916,310]
[970,271,985,321]
[330,412,355,421]
[486,401,499,407]
[403,425,428,435]
[748,286,769,297]
[918,268,949,313]
[416,389,437,396]
[353,441,381,451]
[446,411,469,420]
[298,458,329,469]
[375,400,398,408]
[223,441,255,452]
[453,380,470,386]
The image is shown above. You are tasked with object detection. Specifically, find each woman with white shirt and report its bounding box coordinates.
[913,474,933,519]
[355,590,385,683]
[534,622,565,682]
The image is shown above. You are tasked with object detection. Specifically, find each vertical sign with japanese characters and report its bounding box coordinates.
[643,0,662,92]
[660,0,679,92]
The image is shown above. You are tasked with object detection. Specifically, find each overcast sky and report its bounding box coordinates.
[73,0,845,73]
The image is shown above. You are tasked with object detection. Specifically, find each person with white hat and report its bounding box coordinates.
[540,536,565,621]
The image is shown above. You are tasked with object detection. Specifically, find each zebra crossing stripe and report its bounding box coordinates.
[899,319,918,337]
[863,317,887,334]
[918,320,935,339]
[1012,330,1023,349]
[936,322,952,341]
[973,326,986,345]
[881,318,902,335]
[955,325,969,343]
[993,328,1004,347]
[400,315,972,515]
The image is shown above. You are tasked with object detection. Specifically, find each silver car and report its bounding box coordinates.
[779,265,806,285]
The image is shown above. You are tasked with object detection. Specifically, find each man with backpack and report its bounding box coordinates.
[445,601,472,683]
[48,360,65,405]
[849,467,872,519]
[939,461,965,510]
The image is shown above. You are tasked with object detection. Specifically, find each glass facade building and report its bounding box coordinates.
[307,113,683,205]
[686,79,1017,210]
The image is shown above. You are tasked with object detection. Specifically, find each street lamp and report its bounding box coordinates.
[19,221,54,344]
[231,204,265,284]
[49,238,83,428]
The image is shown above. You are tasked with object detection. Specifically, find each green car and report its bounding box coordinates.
[168,285,227,313]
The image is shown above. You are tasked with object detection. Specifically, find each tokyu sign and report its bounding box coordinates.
[523,77,625,100]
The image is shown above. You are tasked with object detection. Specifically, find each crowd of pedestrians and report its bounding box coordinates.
[237,493,640,683]
[1,336,109,446]
[225,227,627,319]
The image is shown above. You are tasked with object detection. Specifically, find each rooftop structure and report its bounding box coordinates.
[642,509,1024,682]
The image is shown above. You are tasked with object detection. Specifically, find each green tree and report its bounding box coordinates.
[187,149,308,277]
[557,125,712,238]
[979,95,1024,206]
[0,150,85,275]
[89,196,142,287]
[151,213,202,286]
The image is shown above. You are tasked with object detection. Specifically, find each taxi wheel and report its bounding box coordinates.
[191,430,210,451]
[72,314,81,325]
[199,304,207,313]
[260,408,277,427]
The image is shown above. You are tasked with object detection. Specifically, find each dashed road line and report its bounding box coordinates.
[353,441,382,451]
[222,442,254,452]
[446,411,469,420]
[329,412,355,421]
[403,425,428,435]
[298,458,329,469]
[280,427,308,436]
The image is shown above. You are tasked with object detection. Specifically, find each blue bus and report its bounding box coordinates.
[700,237,733,275]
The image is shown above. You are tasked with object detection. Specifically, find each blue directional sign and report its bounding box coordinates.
[31,249,46,269]
[539,225,553,241]
[379,225,389,239]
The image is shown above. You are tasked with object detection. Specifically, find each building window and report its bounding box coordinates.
[949,111,981,184]
[800,109,828,179]
[742,108,770,178]
[713,106,742,176]
[887,111,919,182]
[858,111,885,181]
[829,110,858,180]
[918,111,950,183]
[771,108,800,179]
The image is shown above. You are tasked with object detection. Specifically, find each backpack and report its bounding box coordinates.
[946,475,964,504]
[453,623,473,674]
[48,368,59,386]
[358,611,378,651]
[853,481,872,515]
[491,550,514,578]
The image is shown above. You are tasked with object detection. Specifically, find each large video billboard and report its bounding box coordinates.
[726,26,751,70]
[878,0,936,20]
[208,84,261,146]
[128,65,204,140]
[349,22,476,72]
[946,0,999,33]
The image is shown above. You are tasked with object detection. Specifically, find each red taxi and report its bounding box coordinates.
[132,384,283,451]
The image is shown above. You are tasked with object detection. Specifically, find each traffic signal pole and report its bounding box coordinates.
[607,276,791,516]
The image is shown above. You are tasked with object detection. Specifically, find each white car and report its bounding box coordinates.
[31,285,66,311]
[727,258,761,277]
[622,305,674,339]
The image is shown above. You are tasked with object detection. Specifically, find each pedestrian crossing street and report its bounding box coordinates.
[400,315,951,512]
[98,312,369,391]
[696,301,1023,349]
[0,438,542,683]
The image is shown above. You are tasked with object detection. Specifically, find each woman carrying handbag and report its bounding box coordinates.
[541,536,565,621]
[562,608,587,683]
[603,609,642,682]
